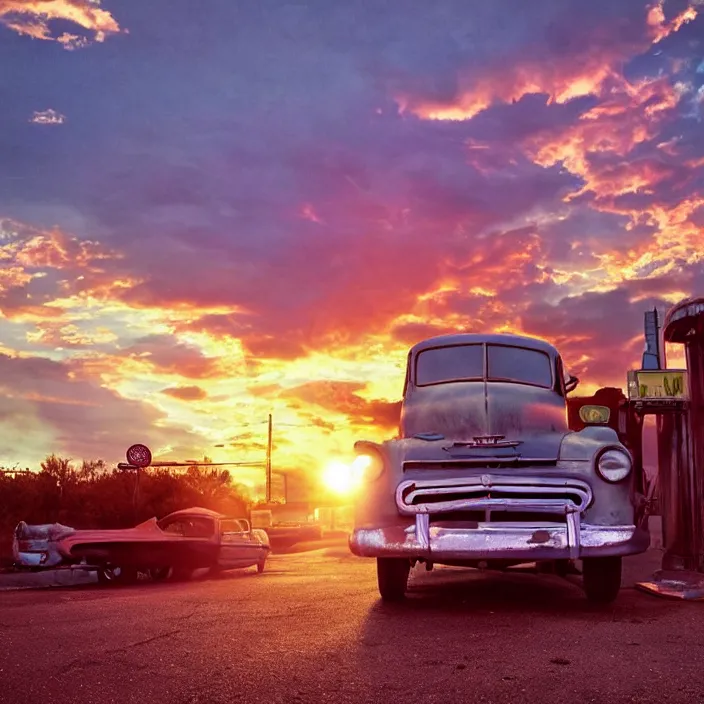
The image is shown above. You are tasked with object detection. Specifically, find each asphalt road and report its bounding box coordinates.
[1,545,703,704]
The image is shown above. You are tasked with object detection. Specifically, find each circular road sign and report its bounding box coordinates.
[126,443,152,468]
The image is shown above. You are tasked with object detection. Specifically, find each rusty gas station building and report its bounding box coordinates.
[568,297,704,596]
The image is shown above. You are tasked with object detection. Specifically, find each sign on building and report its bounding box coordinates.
[627,369,689,405]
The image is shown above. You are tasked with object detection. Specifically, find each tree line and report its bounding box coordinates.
[0,454,253,566]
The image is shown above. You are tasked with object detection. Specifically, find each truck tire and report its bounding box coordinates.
[377,558,410,602]
[582,556,622,604]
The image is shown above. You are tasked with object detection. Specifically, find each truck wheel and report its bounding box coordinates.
[582,556,622,604]
[377,558,410,602]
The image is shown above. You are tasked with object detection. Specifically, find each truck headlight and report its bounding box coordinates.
[351,451,385,483]
[596,448,632,483]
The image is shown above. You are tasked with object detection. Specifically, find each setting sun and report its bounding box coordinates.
[322,461,355,495]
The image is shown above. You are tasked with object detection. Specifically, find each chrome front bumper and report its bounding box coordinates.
[350,475,649,561]
[350,519,645,561]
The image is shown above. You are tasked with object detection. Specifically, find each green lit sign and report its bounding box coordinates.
[627,370,688,400]
[578,405,611,424]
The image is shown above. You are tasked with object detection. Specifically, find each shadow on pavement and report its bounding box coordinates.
[0,563,272,594]
[363,563,681,622]
[351,563,695,704]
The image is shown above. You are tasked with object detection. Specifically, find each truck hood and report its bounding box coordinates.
[391,429,569,463]
[400,380,569,452]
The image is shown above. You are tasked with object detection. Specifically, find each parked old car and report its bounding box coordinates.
[348,333,650,603]
[13,507,271,584]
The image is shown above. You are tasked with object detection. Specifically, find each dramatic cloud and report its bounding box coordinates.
[396,1,698,121]
[282,381,402,432]
[0,0,123,49]
[1,0,703,486]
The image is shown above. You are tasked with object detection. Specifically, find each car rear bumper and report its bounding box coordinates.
[13,547,66,568]
[349,518,650,561]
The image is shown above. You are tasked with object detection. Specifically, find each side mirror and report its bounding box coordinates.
[565,375,580,394]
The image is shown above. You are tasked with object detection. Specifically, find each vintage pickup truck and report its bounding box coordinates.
[13,507,271,584]
[349,332,650,603]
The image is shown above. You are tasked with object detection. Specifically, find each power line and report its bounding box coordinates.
[215,414,310,502]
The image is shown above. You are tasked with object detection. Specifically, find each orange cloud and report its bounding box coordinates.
[589,196,704,281]
[0,219,124,321]
[25,323,118,348]
[162,386,208,401]
[527,75,680,193]
[0,0,123,49]
[281,380,402,432]
[2,219,120,270]
[516,73,704,286]
[647,1,698,43]
[399,62,616,122]
[398,3,696,123]
[0,265,34,291]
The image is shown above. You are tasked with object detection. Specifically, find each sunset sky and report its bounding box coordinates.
[1,0,703,492]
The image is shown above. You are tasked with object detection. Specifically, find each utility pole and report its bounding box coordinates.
[266,413,273,503]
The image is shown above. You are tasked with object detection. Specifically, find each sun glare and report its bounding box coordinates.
[322,460,354,495]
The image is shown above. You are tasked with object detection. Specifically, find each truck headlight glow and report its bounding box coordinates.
[596,448,632,483]
[351,451,385,483]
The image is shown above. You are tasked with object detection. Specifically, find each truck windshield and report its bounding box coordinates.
[415,343,553,388]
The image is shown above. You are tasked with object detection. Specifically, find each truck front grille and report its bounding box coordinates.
[395,475,592,517]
